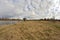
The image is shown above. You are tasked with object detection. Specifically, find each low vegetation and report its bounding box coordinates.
[0,21,60,40]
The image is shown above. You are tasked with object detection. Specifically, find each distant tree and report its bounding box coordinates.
[23,18,26,21]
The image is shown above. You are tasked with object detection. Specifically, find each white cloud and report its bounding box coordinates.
[0,0,60,19]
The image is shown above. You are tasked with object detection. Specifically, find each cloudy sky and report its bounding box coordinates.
[0,0,60,19]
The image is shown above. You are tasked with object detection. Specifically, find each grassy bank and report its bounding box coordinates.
[0,21,60,40]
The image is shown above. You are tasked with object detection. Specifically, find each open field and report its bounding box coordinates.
[0,21,60,40]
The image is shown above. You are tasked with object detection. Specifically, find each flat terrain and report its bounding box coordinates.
[0,21,60,40]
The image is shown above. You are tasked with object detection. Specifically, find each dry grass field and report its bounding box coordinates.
[0,21,60,40]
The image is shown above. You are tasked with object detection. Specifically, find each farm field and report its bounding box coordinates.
[0,21,60,40]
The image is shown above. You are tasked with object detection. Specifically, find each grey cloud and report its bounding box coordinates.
[0,0,60,19]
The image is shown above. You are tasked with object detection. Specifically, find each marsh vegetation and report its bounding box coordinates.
[0,21,60,40]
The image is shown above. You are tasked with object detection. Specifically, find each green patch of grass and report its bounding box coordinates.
[54,25,60,29]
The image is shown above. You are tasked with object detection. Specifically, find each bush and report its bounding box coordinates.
[23,18,26,21]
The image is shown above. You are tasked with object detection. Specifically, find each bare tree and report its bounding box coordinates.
[52,11,55,20]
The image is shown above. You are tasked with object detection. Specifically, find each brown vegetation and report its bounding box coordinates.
[0,21,60,40]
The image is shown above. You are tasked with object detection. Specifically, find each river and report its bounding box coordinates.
[0,21,18,25]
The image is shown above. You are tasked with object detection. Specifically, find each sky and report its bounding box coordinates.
[0,0,60,19]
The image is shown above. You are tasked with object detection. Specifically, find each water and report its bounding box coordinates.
[0,21,17,25]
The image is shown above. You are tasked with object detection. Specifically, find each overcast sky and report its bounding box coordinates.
[0,0,60,19]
